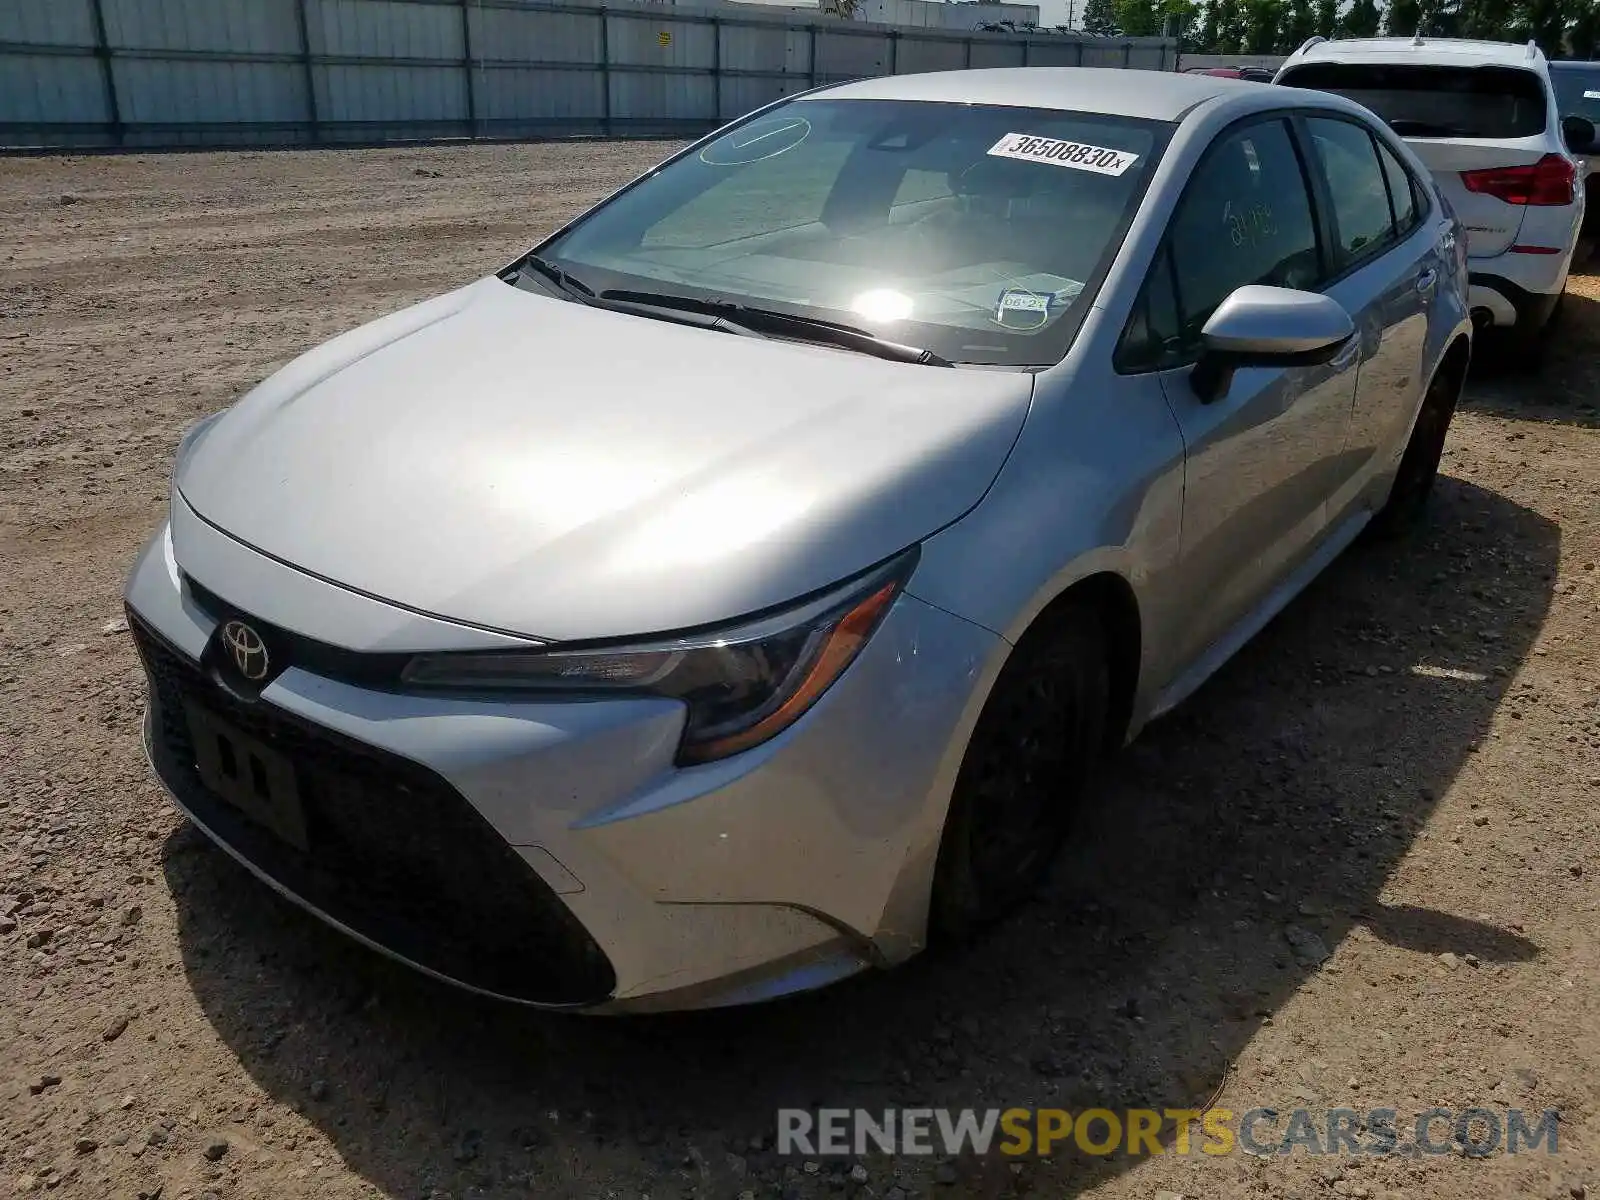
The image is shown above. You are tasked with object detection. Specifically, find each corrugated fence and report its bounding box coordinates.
[0,0,1177,149]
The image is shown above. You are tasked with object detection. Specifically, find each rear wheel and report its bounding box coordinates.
[930,604,1109,942]
[1368,358,1464,538]
[1488,290,1564,372]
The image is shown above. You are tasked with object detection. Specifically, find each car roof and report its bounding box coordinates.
[1284,35,1546,69]
[810,67,1268,123]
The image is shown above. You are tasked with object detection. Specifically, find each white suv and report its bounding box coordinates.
[1277,35,1591,367]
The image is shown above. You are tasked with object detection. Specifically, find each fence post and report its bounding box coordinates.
[963,37,972,68]
[1123,41,1131,65]
[600,7,612,136]
[460,0,478,138]
[809,25,818,87]
[711,17,721,126]
[1076,39,1084,65]
[294,0,319,142]
[1021,37,1030,66]
[86,0,122,147]
[888,29,898,76]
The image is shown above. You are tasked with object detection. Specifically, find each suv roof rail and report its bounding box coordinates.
[1526,38,1540,59]
[1296,34,1327,54]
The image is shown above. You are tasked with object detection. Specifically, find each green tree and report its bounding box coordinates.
[1242,0,1284,51]
[1165,0,1200,43]
[1341,0,1382,33]
[1115,0,1162,35]
[1281,0,1317,50]
[1210,0,1248,48]
[1460,0,1517,38]
[1516,0,1567,53]
[1384,0,1423,35]
[1571,0,1600,57]
[1313,0,1338,36]
[1083,0,1121,34]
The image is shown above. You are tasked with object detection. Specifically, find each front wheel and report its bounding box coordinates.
[929,604,1109,942]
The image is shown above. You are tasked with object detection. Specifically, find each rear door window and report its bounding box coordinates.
[1375,139,1420,233]
[1306,117,1398,262]
[1278,63,1549,139]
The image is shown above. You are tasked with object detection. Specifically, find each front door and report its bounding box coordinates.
[1125,115,1360,679]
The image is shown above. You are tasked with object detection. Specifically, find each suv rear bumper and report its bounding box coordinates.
[1468,271,1563,331]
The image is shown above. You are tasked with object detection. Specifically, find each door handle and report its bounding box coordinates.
[1415,268,1438,294]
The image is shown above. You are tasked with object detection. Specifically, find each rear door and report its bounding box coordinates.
[1300,113,1438,515]
[1277,61,1552,260]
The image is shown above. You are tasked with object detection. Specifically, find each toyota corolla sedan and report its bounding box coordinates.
[126,67,1471,1013]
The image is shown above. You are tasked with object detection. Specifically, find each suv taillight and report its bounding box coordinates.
[1460,154,1576,206]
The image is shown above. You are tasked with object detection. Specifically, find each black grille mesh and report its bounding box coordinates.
[131,612,616,1006]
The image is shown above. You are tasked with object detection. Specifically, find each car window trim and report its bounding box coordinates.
[1113,108,1329,376]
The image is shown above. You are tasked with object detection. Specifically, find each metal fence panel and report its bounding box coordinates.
[477,67,603,123]
[316,62,468,121]
[0,0,97,46]
[967,38,1024,68]
[313,0,464,59]
[813,28,888,80]
[0,52,106,123]
[719,22,810,78]
[113,57,306,122]
[470,5,600,63]
[607,12,715,69]
[104,0,301,53]
[895,35,964,74]
[0,0,1177,150]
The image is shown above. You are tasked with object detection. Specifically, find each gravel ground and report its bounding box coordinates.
[2,143,1599,1200]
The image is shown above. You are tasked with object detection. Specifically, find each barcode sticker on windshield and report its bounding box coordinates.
[987,133,1140,176]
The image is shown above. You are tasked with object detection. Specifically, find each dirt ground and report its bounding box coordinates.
[2,143,1599,1200]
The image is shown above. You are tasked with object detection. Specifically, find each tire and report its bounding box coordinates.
[1489,291,1563,373]
[1367,359,1463,539]
[929,603,1109,943]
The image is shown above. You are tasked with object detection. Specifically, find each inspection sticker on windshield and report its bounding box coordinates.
[987,133,1140,176]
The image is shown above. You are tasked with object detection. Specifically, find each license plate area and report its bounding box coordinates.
[184,700,310,851]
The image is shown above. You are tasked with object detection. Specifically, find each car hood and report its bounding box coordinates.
[176,276,1033,643]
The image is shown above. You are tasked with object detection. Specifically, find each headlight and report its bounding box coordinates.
[402,548,918,764]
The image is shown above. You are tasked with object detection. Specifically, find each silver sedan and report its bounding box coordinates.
[124,67,1472,1012]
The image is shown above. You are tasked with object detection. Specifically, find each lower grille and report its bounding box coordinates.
[130,613,616,1006]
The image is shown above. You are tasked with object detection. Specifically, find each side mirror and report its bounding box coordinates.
[1191,285,1355,403]
[1562,115,1596,154]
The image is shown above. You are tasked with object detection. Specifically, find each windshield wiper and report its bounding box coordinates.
[510,253,598,303]
[597,289,954,367]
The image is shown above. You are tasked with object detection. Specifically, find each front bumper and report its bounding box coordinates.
[125,518,1003,1012]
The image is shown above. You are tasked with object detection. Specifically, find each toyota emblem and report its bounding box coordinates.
[221,619,270,682]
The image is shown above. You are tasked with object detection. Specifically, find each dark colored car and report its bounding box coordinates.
[1183,65,1277,82]
[1548,60,1600,233]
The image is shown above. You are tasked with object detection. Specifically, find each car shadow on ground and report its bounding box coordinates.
[162,475,1556,1200]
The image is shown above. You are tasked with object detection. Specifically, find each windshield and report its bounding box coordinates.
[1277,63,1549,139]
[1551,64,1600,124]
[535,98,1169,367]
